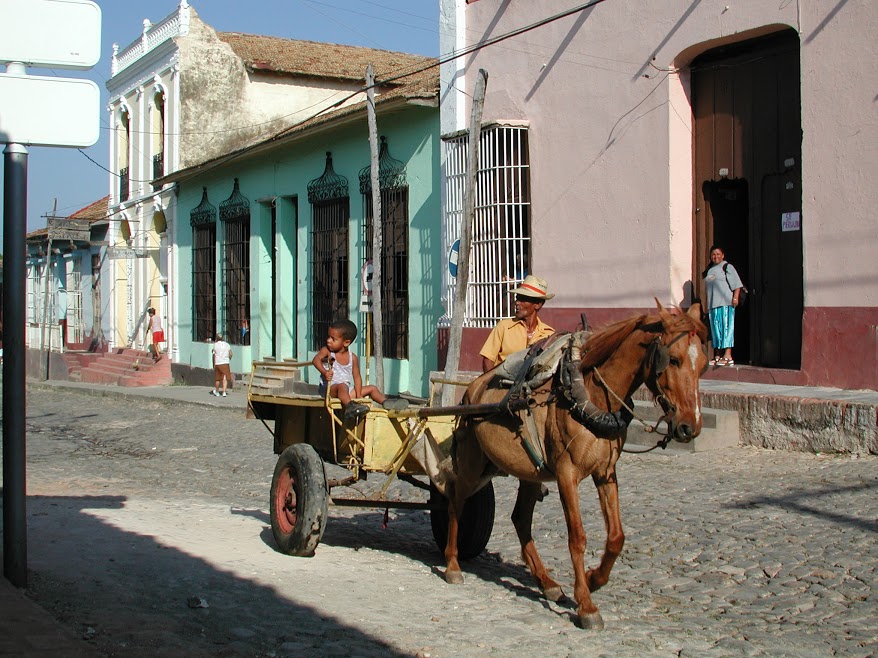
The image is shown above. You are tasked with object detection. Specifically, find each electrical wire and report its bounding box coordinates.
[67,0,614,199]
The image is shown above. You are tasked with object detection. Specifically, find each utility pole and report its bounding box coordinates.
[442,68,488,406]
[365,64,384,389]
[40,201,58,381]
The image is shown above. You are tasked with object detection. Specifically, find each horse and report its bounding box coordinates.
[440,301,709,629]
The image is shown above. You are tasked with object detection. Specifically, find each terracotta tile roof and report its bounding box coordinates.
[271,65,437,141]
[217,32,434,83]
[157,51,438,185]
[70,196,109,222]
[26,196,109,240]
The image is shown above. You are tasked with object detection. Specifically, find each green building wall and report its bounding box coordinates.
[173,104,441,397]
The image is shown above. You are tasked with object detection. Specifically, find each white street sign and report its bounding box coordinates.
[108,248,148,260]
[361,260,374,295]
[0,0,101,70]
[0,73,100,146]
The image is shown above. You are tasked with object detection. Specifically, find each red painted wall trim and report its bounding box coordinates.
[438,306,878,391]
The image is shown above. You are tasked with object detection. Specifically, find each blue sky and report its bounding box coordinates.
[1,0,440,234]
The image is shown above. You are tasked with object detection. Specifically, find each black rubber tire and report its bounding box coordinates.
[270,443,328,557]
[430,481,495,560]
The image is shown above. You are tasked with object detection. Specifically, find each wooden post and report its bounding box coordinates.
[40,238,53,381]
[442,68,488,406]
[366,64,384,390]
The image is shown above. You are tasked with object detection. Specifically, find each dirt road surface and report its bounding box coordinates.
[5,387,877,656]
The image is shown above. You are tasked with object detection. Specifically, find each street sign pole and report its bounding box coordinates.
[3,142,29,587]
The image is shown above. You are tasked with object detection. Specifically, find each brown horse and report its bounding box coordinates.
[441,301,708,629]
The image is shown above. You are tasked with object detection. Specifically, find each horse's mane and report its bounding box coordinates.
[581,309,707,370]
[581,315,647,369]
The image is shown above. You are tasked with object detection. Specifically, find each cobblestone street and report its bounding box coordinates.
[6,387,878,656]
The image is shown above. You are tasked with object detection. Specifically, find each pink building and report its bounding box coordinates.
[439,0,877,390]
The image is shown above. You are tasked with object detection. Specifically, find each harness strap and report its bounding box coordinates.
[520,403,551,474]
[559,334,632,438]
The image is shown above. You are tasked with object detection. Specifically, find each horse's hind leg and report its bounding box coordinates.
[512,480,564,602]
[443,425,486,585]
[443,477,466,584]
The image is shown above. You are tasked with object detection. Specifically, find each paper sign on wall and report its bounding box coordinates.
[781,211,801,232]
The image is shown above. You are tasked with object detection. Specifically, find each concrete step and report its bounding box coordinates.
[625,400,739,452]
[699,385,877,454]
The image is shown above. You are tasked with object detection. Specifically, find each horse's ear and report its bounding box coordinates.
[687,302,702,320]
[655,298,674,326]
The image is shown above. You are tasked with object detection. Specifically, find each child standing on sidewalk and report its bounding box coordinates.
[146,308,164,362]
[312,319,405,420]
[211,333,232,397]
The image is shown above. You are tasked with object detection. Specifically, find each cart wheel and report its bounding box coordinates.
[429,481,495,560]
[270,444,328,557]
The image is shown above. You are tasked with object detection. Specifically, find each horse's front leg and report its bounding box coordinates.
[556,472,604,630]
[585,468,625,594]
[512,480,564,602]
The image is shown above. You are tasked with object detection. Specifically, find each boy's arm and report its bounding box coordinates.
[352,353,362,397]
[312,347,332,379]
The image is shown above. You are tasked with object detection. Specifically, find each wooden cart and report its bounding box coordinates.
[247,358,496,558]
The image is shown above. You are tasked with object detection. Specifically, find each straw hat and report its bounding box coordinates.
[510,275,554,300]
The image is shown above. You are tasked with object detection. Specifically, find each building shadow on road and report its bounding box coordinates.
[726,480,878,533]
[11,492,412,657]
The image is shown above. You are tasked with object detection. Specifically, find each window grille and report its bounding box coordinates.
[66,270,84,344]
[27,263,43,325]
[190,187,217,342]
[152,91,165,183]
[153,153,164,180]
[308,153,350,350]
[359,137,409,359]
[443,125,531,327]
[119,166,130,202]
[220,179,251,346]
[91,253,102,335]
[119,110,130,202]
[26,265,57,348]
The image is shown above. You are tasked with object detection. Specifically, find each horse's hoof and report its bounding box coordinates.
[445,570,464,585]
[575,611,605,630]
[544,585,564,602]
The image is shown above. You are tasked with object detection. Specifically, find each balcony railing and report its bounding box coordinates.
[153,152,164,183]
[119,167,130,202]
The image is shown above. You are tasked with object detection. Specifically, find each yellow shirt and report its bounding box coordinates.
[479,317,555,367]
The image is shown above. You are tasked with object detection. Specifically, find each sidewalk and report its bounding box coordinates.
[26,378,250,411]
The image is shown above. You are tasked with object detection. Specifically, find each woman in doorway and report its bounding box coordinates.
[703,245,744,366]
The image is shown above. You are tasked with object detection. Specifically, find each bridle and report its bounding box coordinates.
[589,328,695,453]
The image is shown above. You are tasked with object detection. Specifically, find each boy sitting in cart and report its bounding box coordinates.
[312,319,407,421]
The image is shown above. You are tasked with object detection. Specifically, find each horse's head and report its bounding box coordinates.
[641,300,709,443]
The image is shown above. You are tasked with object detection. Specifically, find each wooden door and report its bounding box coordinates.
[693,29,802,368]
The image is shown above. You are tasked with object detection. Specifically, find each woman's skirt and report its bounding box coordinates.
[709,306,735,349]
